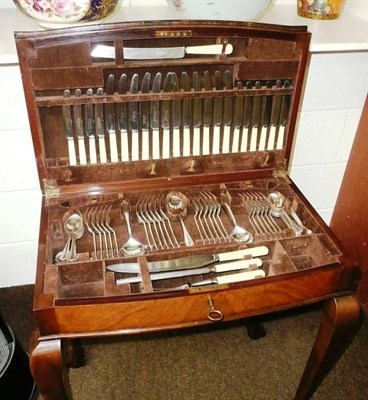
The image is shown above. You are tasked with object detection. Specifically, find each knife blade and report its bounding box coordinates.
[258,81,272,151]
[212,70,223,155]
[106,245,269,273]
[181,71,192,157]
[202,71,212,155]
[276,80,291,150]
[73,89,87,165]
[192,71,202,156]
[151,72,162,160]
[62,89,77,166]
[85,88,97,164]
[267,79,282,150]
[95,87,107,163]
[240,81,253,152]
[140,72,151,160]
[92,44,233,60]
[115,257,263,285]
[161,72,172,159]
[117,73,129,161]
[222,70,234,154]
[172,72,181,157]
[232,81,243,153]
[249,81,262,151]
[129,74,139,161]
[105,74,119,162]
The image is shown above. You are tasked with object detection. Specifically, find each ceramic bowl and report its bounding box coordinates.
[166,0,274,21]
[13,0,122,26]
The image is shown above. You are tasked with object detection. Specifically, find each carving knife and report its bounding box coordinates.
[222,70,234,154]
[232,81,243,153]
[150,72,162,159]
[92,43,233,60]
[105,74,119,162]
[202,71,212,155]
[85,88,97,164]
[181,71,192,157]
[267,80,282,150]
[212,70,223,155]
[129,74,140,161]
[276,80,291,150]
[115,258,263,285]
[73,89,87,165]
[117,74,129,161]
[140,72,151,160]
[95,87,107,163]
[62,89,77,166]
[161,72,172,159]
[249,81,262,151]
[192,71,202,156]
[258,81,272,151]
[107,245,269,273]
[240,81,252,152]
[172,72,181,157]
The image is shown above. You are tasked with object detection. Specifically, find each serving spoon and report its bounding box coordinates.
[120,200,145,256]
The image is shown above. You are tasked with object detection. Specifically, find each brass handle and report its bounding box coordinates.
[207,297,223,322]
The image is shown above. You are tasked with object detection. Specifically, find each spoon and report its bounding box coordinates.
[166,193,195,247]
[120,200,145,256]
[221,200,253,243]
[55,211,84,263]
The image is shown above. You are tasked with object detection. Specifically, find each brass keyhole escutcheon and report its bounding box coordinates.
[207,297,223,322]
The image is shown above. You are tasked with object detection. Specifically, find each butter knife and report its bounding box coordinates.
[95,87,107,163]
[192,71,202,156]
[129,74,139,161]
[85,88,97,164]
[151,72,162,160]
[115,257,263,285]
[62,89,77,166]
[105,74,119,162]
[161,72,172,159]
[117,74,129,161]
[106,245,269,273]
[140,72,151,160]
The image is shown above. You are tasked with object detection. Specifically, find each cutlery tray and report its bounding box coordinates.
[15,20,357,326]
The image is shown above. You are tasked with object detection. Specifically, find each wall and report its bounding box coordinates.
[0,0,367,287]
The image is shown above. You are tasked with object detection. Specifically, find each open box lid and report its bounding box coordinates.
[14,20,311,198]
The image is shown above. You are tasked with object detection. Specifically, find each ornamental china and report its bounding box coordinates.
[12,0,121,24]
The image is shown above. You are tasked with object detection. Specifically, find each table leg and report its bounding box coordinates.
[30,332,66,400]
[294,295,362,400]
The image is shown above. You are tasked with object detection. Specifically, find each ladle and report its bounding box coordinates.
[120,200,145,256]
[221,201,253,243]
[167,193,194,246]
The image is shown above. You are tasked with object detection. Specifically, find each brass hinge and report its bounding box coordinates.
[272,159,290,183]
[43,179,60,200]
[155,30,192,37]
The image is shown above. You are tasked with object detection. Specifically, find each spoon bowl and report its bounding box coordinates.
[120,200,145,257]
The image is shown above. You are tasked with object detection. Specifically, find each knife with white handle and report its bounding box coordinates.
[140,72,151,160]
[95,87,107,163]
[117,74,129,161]
[115,258,263,285]
[181,71,192,157]
[276,80,291,150]
[232,81,243,153]
[73,89,87,165]
[161,72,172,159]
[62,89,77,166]
[202,71,212,155]
[85,88,97,164]
[92,43,233,60]
[192,71,202,156]
[249,81,262,152]
[191,269,265,287]
[107,245,269,273]
[151,73,162,160]
[240,81,252,152]
[258,81,272,151]
[222,70,233,154]
[105,74,119,162]
[267,80,282,150]
[129,74,140,161]
[172,72,182,157]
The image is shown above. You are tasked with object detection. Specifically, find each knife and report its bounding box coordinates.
[232,81,243,153]
[117,73,129,161]
[73,89,87,165]
[161,72,172,159]
[192,71,202,156]
[140,72,151,160]
[106,245,269,273]
[276,80,291,150]
[172,72,182,157]
[212,71,223,155]
[92,43,233,60]
[129,74,139,161]
[105,74,119,162]
[181,71,192,157]
[249,81,262,152]
[222,70,234,154]
[240,81,253,152]
[85,88,97,164]
[202,71,212,155]
[188,269,265,287]
[62,89,77,166]
[115,257,263,285]
[151,72,162,160]
[95,87,107,163]
[258,81,272,151]
[267,80,282,150]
